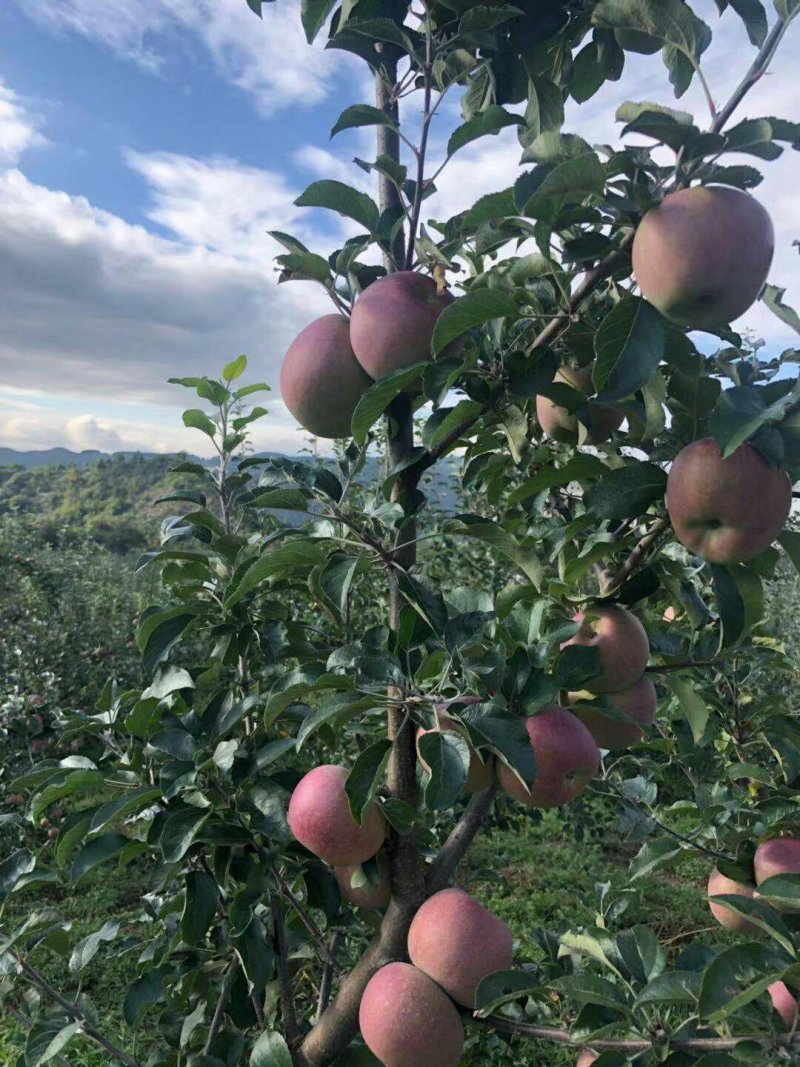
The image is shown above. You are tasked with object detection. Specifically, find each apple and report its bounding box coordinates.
[407,887,514,1007]
[334,853,391,911]
[576,1052,598,1067]
[754,838,800,912]
[769,981,798,1029]
[561,604,649,694]
[497,706,600,809]
[416,699,494,795]
[349,272,458,380]
[287,764,386,866]
[667,438,791,564]
[359,962,464,1067]
[536,364,623,445]
[280,314,372,439]
[632,185,774,329]
[707,867,759,933]
[570,676,657,750]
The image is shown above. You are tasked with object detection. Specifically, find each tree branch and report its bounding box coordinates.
[271,893,301,1048]
[316,931,344,1021]
[482,1016,800,1053]
[13,953,142,1067]
[426,782,499,894]
[375,53,405,272]
[203,958,238,1056]
[600,516,670,596]
[711,14,794,134]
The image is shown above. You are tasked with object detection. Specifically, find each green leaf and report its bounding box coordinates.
[516,153,605,219]
[0,848,35,901]
[710,564,746,648]
[69,920,120,974]
[635,971,701,1007]
[474,970,541,1016]
[418,732,469,810]
[593,297,666,402]
[32,770,104,822]
[699,942,786,1020]
[317,552,363,618]
[593,0,712,97]
[141,665,195,700]
[234,915,274,994]
[160,808,209,863]
[251,1031,293,1067]
[89,787,162,834]
[447,105,523,156]
[351,364,426,444]
[665,674,709,743]
[461,188,517,229]
[276,251,332,283]
[557,972,631,1011]
[150,728,196,762]
[443,515,543,589]
[779,530,800,575]
[136,607,196,674]
[182,408,218,438]
[728,0,768,44]
[507,454,608,506]
[762,283,800,335]
[775,0,800,22]
[584,462,667,520]
[25,1017,81,1066]
[431,290,518,357]
[753,873,800,911]
[181,870,218,945]
[346,741,393,825]
[459,703,537,787]
[629,837,683,879]
[300,0,337,42]
[331,104,397,138]
[295,180,380,234]
[397,572,448,634]
[124,967,165,1026]
[223,354,247,382]
[70,834,128,886]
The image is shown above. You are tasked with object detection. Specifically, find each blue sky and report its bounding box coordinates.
[0,0,798,457]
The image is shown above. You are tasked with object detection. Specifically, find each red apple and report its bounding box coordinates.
[359,962,464,1067]
[570,676,657,750]
[497,706,600,809]
[280,314,372,439]
[667,439,791,564]
[707,867,759,933]
[407,887,514,1008]
[632,186,774,329]
[536,364,623,445]
[561,604,649,694]
[287,764,386,866]
[349,272,458,380]
[769,981,798,1029]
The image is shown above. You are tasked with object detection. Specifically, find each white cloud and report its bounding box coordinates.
[0,166,330,404]
[0,82,45,166]
[14,0,357,113]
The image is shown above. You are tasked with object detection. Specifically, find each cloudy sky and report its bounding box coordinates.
[0,0,798,457]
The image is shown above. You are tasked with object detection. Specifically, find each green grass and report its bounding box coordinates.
[0,810,786,1067]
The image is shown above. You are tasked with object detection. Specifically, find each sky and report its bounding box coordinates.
[0,0,798,458]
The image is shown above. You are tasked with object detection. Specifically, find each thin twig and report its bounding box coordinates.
[3,1003,72,1067]
[316,931,345,1020]
[482,1015,800,1052]
[711,15,794,133]
[600,516,671,595]
[203,958,238,1056]
[271,893,300,1047]
[13,953,142,1067]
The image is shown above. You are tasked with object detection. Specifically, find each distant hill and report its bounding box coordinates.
[0,448,460,551]
[0,447,195,470]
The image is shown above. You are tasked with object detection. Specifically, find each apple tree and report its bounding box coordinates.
[3,1,800,1065]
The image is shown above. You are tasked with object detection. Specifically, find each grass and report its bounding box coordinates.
[0,798,745,1067]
